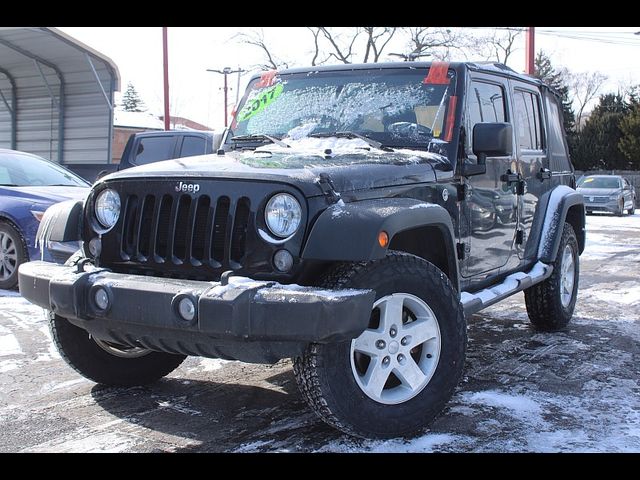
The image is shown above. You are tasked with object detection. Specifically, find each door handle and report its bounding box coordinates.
[538,168,552,180]
[500,172,521,184]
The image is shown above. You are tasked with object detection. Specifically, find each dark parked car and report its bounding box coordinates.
[70,131,225,183]
[20,62,585,439]
[0,149,89,289]
[577,175,635,216]
[117,130,224,171]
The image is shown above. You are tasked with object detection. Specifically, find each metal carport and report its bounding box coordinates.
[0,27,120,165]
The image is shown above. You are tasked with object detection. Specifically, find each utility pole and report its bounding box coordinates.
[162,27,170,130]
[525,27,535,75]
[207,67,246,128]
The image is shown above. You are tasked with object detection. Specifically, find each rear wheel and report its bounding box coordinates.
[524,223,579,331]
[0,222,27,290]
[293,252,466,438]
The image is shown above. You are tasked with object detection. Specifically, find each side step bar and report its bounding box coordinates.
[461,261,553,316]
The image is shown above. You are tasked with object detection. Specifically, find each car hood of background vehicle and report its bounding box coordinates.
[1,186,90,205]
[577,187,620,196]
[101,141,447,197]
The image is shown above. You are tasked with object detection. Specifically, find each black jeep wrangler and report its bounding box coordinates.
[19,62,585,439]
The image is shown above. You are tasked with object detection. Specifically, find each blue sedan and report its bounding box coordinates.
[0,149,90,289]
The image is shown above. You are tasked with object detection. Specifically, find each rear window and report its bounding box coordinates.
[134,137,176,165]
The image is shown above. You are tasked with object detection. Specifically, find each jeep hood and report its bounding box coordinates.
[100,138,447,197]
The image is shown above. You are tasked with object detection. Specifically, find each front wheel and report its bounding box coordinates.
[524,223,579,331]
[293,252,466,438]
[0,222,27,290]
[50,313,186,386]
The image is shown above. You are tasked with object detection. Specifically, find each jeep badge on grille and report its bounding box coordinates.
[175,182,200,193]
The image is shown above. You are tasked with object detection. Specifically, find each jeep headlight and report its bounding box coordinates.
[94,189,121,230]
[265,193,301,238]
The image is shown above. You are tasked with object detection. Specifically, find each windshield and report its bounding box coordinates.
[0,152,89,187]
[577,176,621,189]
[228,67,457,156]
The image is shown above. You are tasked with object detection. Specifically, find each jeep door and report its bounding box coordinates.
[508,80,546,260]
[461,75,519,279]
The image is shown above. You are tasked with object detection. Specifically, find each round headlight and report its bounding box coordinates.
[265,193,302,238]
[95,189,121,230]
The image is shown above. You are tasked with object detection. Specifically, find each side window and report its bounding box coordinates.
[180,136,207,158]
[544,94,570,171]
[514,90,543,150]
[466,81,506,154]
[134,137,176,165]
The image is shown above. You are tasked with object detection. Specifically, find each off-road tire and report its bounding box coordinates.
[524,223,579,331]
[50,313,186,386]
[0,221,28,290]
[293,251,466,439]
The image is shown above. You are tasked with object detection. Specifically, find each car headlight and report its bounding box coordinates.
[94,189,121,230]
[610,194,620,201]
[265,193,301,238]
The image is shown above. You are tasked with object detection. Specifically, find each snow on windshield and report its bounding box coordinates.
[232,69,455,150]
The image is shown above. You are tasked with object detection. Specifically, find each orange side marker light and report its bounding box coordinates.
[378,231,389,248]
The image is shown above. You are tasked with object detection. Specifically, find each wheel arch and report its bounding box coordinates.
[301,198,459,292]
[0,213,29,261]
[533,185,585,264]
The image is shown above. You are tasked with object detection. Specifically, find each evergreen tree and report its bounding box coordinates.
[533,51,575,134]
[120,82,146,112]
[572,93,630,170]
[619,88,640,170]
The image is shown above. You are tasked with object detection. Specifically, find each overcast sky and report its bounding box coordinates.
[58,27,640,131]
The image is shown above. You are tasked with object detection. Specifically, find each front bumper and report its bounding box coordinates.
[584,198,619,213]
[18,261,375,363]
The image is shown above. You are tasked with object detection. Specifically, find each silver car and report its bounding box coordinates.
[577,175,636,216]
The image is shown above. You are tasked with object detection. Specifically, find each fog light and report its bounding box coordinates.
[88,237,102,257]
[273,249,294,272]
[178,297,196,322]
[94,288,109,310]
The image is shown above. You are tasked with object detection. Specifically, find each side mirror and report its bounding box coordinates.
[473,122,513,158]
[462,123,513,177]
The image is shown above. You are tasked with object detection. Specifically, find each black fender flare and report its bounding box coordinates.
[533,185,585,263]
[301,198,459,288]
[37,199,84,244]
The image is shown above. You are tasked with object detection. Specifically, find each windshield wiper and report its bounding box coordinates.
[231,134,290,148]
[0,184,19,187]
[308,131,394,152]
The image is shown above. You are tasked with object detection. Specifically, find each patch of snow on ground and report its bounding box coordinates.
[0,334,22,356]
[197,358,230,372]
[582,281,640,306]
[461,390,541,416]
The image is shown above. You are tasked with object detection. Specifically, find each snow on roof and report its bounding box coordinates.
[113,110,165,130]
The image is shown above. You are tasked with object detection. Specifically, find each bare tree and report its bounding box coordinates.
[568,71,608,130]
[392,27,466,61]
[470,28,523,66]
[234,28,289,70]
[313,27,362,64]
[362,27,397,62]
[235,27,469,70]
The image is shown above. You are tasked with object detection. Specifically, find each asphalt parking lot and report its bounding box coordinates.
[1,212,639,453]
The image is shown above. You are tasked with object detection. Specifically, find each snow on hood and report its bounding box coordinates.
[250,136,447,164]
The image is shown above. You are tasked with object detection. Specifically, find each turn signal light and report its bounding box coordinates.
[378,231,389,248]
